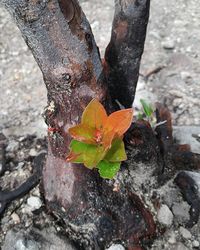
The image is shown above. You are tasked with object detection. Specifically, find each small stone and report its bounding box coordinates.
[106,244,125,250]
[27,196,42,211]
[162,39,175,49]
[15,239,26,250]
[16,238,39,250]
[31,188,40,197]
[157,204,173,227]
[18,136,25,142]
[179,226,192,239]
[29,148,37,157]
[186,46,192,53]
[180,71,191,81]
[193,240,200,248]
[162,187,180,208]
[0,163,3,172]
[2,227,76,250]
[6,140,18,152]
[91,20,99,29]
[173,126,200,154]
[172,202,190,223]
[168,231,176,244]
[11,213,20,224]
[25,220,32,228]
[175,242,189,250]
[1,216,9,225]
[17,162,24,169]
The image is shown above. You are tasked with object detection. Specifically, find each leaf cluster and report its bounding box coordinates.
[66,99,133,179]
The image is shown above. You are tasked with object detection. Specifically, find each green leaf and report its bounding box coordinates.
[140,99,154,117]
[105,138,127,162]
[69,140,106,169]
[69,140,87,163]
[137,112,144,120]
[97,160,121,179]
[83,144,105,168]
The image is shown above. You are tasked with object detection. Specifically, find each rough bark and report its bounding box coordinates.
[105,0,150,108]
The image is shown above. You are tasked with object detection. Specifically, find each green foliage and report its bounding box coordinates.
[97,160,120,179]
[140,99,154,117]
[105,138,126,162]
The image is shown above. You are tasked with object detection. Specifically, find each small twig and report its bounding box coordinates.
[192,133,200,142]
[0,152,46,216]
[143,65,166,81]
[153,120,167,130]
[0,133,7,177]
[115,99,125,110]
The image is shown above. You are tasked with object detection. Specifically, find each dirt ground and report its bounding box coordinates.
[0,0,200,249]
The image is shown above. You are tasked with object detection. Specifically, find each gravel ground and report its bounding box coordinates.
[0,0,200,249]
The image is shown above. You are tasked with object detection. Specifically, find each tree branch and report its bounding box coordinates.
[105,0,150,108]
[2,0,110,159]
[0,152,45,216]
[0,133,7,177]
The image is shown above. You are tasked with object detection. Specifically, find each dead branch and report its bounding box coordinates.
[175,171,200,228]
[0,133,7,177]
[105,0,150,108]
[0,152,45,216]
[155,103,200,184]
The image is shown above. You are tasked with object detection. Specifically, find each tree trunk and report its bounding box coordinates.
[105,0,150,108]
[1,0,160,249]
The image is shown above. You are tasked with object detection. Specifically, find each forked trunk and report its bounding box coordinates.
[2,0,159,249]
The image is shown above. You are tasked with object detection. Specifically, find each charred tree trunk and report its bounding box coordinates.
[0,0,158,248]
[3,0,196,249]
[105,0,150,108]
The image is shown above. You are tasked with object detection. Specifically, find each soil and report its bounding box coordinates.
[0,0,200,249]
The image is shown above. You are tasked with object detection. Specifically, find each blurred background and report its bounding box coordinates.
[0,0,200,138]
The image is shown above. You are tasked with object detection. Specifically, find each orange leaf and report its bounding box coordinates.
[81,99,108,130]
[102,130,115,150]
[66,151,82,162]
[104,108,133,137]
[68,124,96,144]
